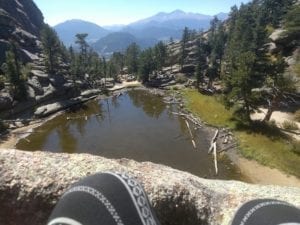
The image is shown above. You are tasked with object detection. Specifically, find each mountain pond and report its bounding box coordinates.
[17,89,245,180]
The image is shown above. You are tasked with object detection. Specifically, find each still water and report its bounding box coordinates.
[17,89,243,180]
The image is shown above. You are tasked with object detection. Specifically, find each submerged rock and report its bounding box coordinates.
[0,149,299,225]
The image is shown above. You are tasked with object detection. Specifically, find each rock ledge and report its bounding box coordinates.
[0,149,299,225]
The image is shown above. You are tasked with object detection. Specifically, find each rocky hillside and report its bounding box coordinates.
[0,0,44,64]
[166,23,300,93]
[0,0,81,118]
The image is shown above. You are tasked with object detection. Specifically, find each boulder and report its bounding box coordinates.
[0,92,13,111]
[27,75,44,96]
[49,74,66,88]
[80,89,102,98]
[181,64,195,73]
[0,149,299,225]
[26,85,36,99]
[269,29,287,43]
[34,100,73,117]
[31,69,48,79]
[35,84,56,103]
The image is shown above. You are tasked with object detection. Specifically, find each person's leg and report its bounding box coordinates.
[231,199,300,225]
[47,172,161,225]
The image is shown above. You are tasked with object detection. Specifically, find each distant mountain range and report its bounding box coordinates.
[91,32,157,57]
[54,19,109,46]
[54,10,228,56]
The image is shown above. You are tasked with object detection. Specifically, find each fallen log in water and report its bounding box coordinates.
[172,112,202,128]
[213,142,218,175]
[185,120,196,149]
[218,143,238,153]
[208,129,219,154]
[67,115,88,121]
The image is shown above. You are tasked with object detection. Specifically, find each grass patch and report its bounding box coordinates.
[181,89,300,178]
[237,131,300,177]
[181,89,235,128]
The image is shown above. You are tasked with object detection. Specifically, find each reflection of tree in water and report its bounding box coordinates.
[57,122,77,153]
[18,100,106,152]
[67,101,105,136]
[166,104,177,121]
[128,90,166,118]
[177,116,188,136]
[111,95,121,109]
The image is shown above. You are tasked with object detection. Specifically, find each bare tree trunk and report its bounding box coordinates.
[263,107,274,122]
[263,95,280,122]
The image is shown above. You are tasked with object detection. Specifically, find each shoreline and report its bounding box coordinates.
[227,149,300,188]
[0,111,64,149]
[1,86,300,188]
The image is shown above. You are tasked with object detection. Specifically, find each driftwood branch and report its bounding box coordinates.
[213,142,218,175]
[185,120,196,149]
[67,115,88,121]
[218,143,238,153]
[172,112,202,128]
[208,129,219,154]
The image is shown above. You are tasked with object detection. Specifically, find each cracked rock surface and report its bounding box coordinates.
[0,149,299,225]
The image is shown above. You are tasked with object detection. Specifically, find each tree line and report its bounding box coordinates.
[190,0,299,123]
[1,0,298,126]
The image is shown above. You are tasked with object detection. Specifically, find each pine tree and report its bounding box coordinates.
[154,41,167,71]
[3,45,26,101]
[110,52,125,76]
[261,0,295,27]
[125,43,140,75]
[139,48,155,83]
[195,36,208,88]
[283,4,300,48]
[207,17,226,88]
[263,55,295,121]
[107,61,117,79]
[181,27,190,69]
[41,25,61,74]
[75,33,89,76]
[88,51,102,80]
[223,2,269,122]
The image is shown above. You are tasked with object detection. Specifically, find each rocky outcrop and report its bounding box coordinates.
[0,0,44,64]
[34,90,101,118]
[0,92,13,111]
[0,149,299,225]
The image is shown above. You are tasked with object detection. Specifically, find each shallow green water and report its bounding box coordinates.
[17,89,244,180]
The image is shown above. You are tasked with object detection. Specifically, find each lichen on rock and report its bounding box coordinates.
[0,149,299,225]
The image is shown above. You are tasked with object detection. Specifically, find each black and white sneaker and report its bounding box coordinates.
[47,172,161,225]
[231,199,300,225]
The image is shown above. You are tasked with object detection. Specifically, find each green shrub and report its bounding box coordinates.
[0,120,8,133]
[282,120,299,131]
[294,110,300,122]
[175,74,188,84]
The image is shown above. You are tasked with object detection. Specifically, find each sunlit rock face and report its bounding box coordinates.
[0,149,299,225]
[0,0,44,64]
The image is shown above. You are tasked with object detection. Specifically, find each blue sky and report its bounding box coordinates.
[33,0,251,26]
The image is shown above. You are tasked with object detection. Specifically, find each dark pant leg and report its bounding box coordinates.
[231,199,300,225]
[47,172,161,225]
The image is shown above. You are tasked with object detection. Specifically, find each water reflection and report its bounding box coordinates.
[57,123,77,153]
[128,90,165,119]
[16,90,245,181]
